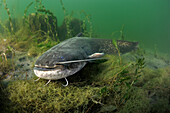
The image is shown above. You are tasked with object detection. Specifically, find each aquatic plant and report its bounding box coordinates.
[6,80,100,112]
[1,48,169,113]
[60,0,93,38]
[58,18,84,40]
[4,0,60,55]
[111,24,126,41]
[60,0,73,39]
[138,67,170,113]
[118,87,150,113]
[0,45,15,80]
[0,19,11,35]
[80,11,93,37]
[32,37,59,55]
[23,2,33,24]
[109,57,145,109]
[120,24,125,40]
[0,44,12,111]
[2,0,14,35]
[36,8,58,38]
[154,43,158,58]
[122,67,170,113]
[0,54,145,112]
[23,0,58,40]
[112,39,121,64]
[27,13,58,39]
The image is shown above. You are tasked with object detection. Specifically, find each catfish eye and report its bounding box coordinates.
[61,56,64,59]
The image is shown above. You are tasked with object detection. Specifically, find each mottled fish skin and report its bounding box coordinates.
[34,37,138,80]
[117,40,138,54]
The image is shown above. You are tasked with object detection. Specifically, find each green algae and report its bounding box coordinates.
[27,37,59,57]
[140,68,170,113]
[27,46,39,57]
[0,44,15,80]
[0,50,169,113]
[6,80,100,113]
[1,54,146,112]
[120,67,170,113]
[118,88,150,113]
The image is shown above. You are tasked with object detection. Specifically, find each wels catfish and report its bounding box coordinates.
[34,37,138,86]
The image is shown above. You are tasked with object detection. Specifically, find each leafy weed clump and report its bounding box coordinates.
[118,87,150,113]
[0,44,15,80]
[6,80,99,113]
[140,67,170,113]
[118,67,170,113]
[3,55,146,112]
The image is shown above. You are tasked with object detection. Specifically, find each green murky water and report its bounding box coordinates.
[0,0,170,53]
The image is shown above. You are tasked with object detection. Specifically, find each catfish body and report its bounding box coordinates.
[34,37,138,81]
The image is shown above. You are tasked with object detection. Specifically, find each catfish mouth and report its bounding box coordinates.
[33,62,87,80]
[34,64,64,71]
[34,67,59,71]
[33,64,65,80]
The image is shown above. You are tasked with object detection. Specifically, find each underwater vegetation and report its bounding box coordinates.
[1,54,169,113]
[0,41,15,80]
[0,55,142,112]
[58,18,84,41]
[0,0,169,113]
[27,13,58,39]
[0,0,91,57]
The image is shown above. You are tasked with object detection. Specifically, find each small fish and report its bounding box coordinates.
[34,37,138,86]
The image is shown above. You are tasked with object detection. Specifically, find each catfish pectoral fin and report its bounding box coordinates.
[88,53,104,58]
